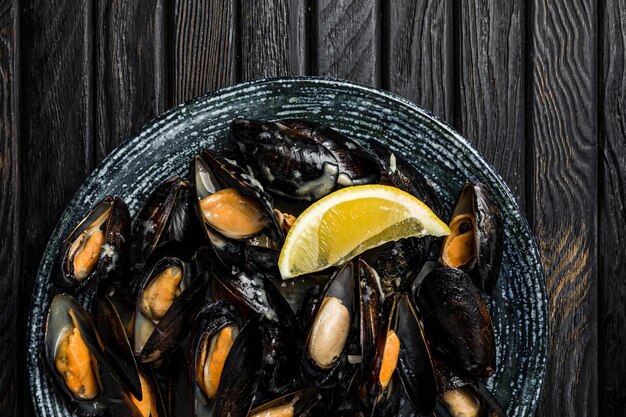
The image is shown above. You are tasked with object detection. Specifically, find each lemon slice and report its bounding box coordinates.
[278,184,451,279]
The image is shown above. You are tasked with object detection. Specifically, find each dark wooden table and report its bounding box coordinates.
[1,0,623,416]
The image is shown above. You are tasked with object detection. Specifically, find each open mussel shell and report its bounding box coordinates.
[417,267,496,378]
[55,195,130,291]
[133,254,210,363]
[301,262,356,387]
[44,294,108,415]
[439,183,503,294]
[100,364,167,417]
[129,176,205,274]
[387,293,438,414]
[356,259,384,399]
[212,317,264,417]
[93,291,142,399]
[186,300,243,404]
[200,150,284,242]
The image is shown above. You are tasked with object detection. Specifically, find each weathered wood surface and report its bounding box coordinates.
[7,1,625,416]
[600,0,626,414]
[383,0,453,121]
[529,1,598,417]
[96,0,166,161]
[456,0,526,205]
[0,1,18,415]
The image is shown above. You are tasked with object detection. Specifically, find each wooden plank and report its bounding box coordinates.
[384,0,453,121]
[172,0,237,104]
[529,1,598,416]
[457,0,526,205]
[314,0,381,86]
[95,0,167,161]
[239,0,307,80]
[0,1,19,415]
[599,1,626,415]
[20,2,95,415]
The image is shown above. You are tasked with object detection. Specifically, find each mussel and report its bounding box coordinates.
[133,251,210,363]
[439,183,503,294]
[301,262,356,387]
[230,118,380,201]
[434,360,506,417]
[129,177,204,274]
[44,294,108,415]
[417,267,496,378]
[193,151,285,272]
[55,196,130,291]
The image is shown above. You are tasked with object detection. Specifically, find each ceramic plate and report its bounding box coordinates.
[28,77,548,417]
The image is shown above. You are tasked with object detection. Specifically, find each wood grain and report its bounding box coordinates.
[529,1,598,416]
[0,1,18,415]
[95,0,166,161]
[383,0,453,121]
[20,1,95,414]
[599,1,626,415]
[314,0,381,86]
[239,0,308,80]
[171,0,237,104]
[457,0,526,205]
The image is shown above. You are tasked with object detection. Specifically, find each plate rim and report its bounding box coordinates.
[27,75,549,416]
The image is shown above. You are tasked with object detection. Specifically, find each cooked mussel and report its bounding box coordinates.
[195,151,284,243]
[433,360,506,417]
[301,262,356,387]
[439,183,503,294]
[417,267,496,378]
[230,118,379,201]
[129,177,204,274]
[133,253,210,363]
[55,196,130,291]
[188,300,243,403]
[44,294,108,415]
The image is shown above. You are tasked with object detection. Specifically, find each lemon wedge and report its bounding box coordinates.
[278,184,450,279]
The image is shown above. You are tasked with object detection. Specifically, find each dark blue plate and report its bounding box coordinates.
[28,77,547,417]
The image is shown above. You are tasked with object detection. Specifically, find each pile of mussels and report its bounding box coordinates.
[44,118,506,417]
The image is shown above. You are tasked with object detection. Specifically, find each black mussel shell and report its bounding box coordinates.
[213,317,264,417]
[259,320,302,395]
[357,259,385,402]
[133,254,210,363]
[297,284,323,334]
[230,118,340,201]
[55,196,130,292]
[100,364,167,417]
[279,119,381,187]
[212,266,296,328]
[94,291,142,399]
[129,177,204,274]
[44,294,110,416]
[390,293,438,414]
[439,183,503,294]
[301,262,356,387]
[249,389,319,416]
[372,375,401,417]
[417,267,496,378]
